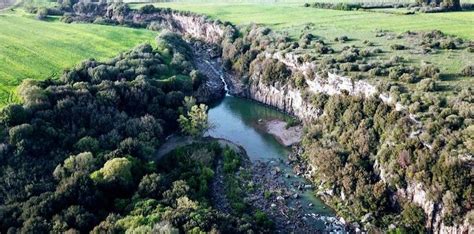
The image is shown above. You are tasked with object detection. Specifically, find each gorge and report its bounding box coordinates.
[0,2,471,233]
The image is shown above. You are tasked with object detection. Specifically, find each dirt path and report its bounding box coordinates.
[154,135,194,160]
[210,158,233,213]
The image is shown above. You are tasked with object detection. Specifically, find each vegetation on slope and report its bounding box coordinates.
[302,89,472,231]
[0,32,250,232]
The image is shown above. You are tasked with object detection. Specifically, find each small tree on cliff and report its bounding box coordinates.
[178,98,209,138]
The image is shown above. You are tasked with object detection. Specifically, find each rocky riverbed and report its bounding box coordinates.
[245,160,346,233]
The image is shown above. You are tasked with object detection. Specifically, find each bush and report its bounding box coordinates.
[359,49,371,57]
[363,40,375,46]
[60,13,74,23]
[254,210,274,229]
[388,67,403,80]
[419,64,440,79]
[340,63,358,72]
[314,43,332,54]
[440,39,457,49]
[369,68,382,77]
[260,58,291,84]
[335,36,349,43]
[336,51,358,63]
[400,73,418,83]
[285,118,300,129]
[371,48,383,54]
[390,44,405,50]
[292,72,307,89]
[401,203,426,232]
[418,78,438,92]
[36,7,49,20]
[461,65,474,77]
[138,4,156,14]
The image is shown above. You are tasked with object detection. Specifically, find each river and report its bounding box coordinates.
[206,94,345,232]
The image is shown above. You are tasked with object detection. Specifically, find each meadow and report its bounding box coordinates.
[0,11,156,104]
[140,2,474,39]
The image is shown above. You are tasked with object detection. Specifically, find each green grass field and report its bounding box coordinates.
[0,12,156,104]
[141,2,474,39]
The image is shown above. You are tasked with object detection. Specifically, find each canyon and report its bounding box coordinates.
[67,5,472,233]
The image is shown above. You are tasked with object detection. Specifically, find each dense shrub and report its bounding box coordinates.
[417,78,438,91]
[36,7,49,20]
[440,39,457,49]
[259,58,291,84]
[419,64,440,79]
[308,2,362,11]
[0,33,230,233]
[461,65,474,76]
[302,86,472,228]
[390,44,406,50]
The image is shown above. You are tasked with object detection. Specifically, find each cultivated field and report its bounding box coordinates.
[0,11,156,104]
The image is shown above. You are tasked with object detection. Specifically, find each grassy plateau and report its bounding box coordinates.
[132,2,473,95]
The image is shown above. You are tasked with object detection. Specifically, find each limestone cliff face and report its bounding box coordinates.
[244,75,321,122]
[127,11,231,45]
[146,10,471,233]
[397,183,472,234]
[229,50,378,122]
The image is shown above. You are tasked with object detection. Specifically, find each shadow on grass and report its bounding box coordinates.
[440,73,463,82]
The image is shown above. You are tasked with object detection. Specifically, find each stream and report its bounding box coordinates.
[206,95,345,232]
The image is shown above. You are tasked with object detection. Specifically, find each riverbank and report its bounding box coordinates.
[263,119,302,147]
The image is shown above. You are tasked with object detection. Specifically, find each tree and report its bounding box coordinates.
[137,173,167,199]
[0,104,28,127]
[90,157,134,189]
[8,123,33,145]
[178,104,209,138]
[54,152,96,180]
[401,202,426,232]
[442,191,460,225]
[74,137,100,154]
[17,79,48,107]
